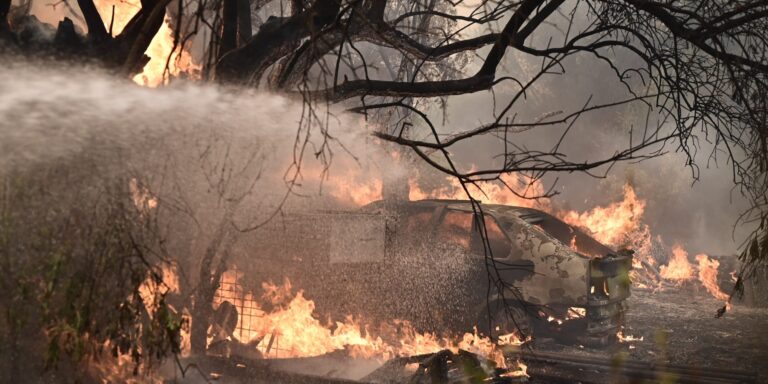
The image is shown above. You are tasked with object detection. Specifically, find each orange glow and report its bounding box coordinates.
[88,343,164,384]
[659,245,695,282]
[560,184,646,248]
[695,254,730,301]
[137,263,179,313]
[323,164,549,209]
[129,178,158,214]
[557,184,658,285]
[91,264,185,382]
[93,0,198,87]
[325,172,383,206]
[617,330,644,343]
[409,173,549,210]
[213,273,525,370]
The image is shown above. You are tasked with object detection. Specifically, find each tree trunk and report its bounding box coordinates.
[219,0,238,59]
[189,221,231,354]
[77,0,109,41]
[236,0,251,46]
[0,0,13,42]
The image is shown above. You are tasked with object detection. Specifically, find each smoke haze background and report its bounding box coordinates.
[4,0,754,257]
[409,8,753,257]
[0,52,750,258]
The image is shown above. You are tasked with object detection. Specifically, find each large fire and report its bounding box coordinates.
[328,164,735,304]
[560,184,646,248]
[326,170,550,210]
[212,271,526,372]
[659,245,696,282]
[408,173,549,210]
[93,0,198,86]
[696,254,730,301]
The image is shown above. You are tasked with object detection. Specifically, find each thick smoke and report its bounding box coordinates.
[0,61,391,208]
[415,8,752,256]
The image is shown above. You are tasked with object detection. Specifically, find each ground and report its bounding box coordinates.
[529,287,768,382]
[174,287,768,383]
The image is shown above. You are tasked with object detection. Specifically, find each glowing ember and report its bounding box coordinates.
[93,0,198,86]
[566,307,586,319]
[617,330,644,343]
[129,178,157,214]
[659,245,695,282]
[547,315,564,325]
[501,360,529,378]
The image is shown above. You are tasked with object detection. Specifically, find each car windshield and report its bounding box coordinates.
[507,208,615,257]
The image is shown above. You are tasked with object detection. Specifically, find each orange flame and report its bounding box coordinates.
[87,344,165,384]
[409,173,549,210]
[659,245,695,282]
[560,184,646,247]
[213,272,525,371]
[325,172,383,206]
[94,0,199,87]
[616,330,644,343]
[695,254,730,302]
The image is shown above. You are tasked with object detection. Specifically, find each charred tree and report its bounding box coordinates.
[215,0,340,83]
[236,0,252,46]
[0,0,12,42]
[0,0,168,77]
[219,0,239,58]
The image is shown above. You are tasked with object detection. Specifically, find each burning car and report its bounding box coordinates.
[234,199,633,347]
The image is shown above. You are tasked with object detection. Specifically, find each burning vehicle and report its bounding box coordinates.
[229,199,633,348]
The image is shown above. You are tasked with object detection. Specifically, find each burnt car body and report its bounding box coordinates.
[236,199,633,345]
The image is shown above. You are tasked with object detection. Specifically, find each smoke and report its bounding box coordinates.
[419,8,752,256]
[0,60,392,207]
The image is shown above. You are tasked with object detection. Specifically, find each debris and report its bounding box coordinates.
[507,350,757,384]
[363,349,527,384]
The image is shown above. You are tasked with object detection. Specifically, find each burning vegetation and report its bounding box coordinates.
[2,0,768,382]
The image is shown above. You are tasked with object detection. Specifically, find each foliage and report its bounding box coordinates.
[0,152,180,381]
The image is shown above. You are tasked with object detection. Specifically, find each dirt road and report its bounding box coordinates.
[530,288,768,382]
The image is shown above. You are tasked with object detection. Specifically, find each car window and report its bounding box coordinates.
[483,215,511,258]
[437,210,473,251]
[404,209,434,233]
[519,210,614,257]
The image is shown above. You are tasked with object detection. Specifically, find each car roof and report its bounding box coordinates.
[361,199,614,253]
[360,199,548,218]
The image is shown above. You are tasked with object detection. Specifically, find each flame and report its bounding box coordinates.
[137,263,179,310]
[129,178,158,214]
[91,264,186,383]
[616,330,644,343]
[555,185,732,302]
[695,254,730,302]
[322,163,550,209]
[93,0,198,87]
[87,344,165,384]
[325,172,383,206]
[561,184,646,248]
[133,18,199,87]
[322,170,735,311]
[659,245,695,282]
[546,315,564,325]
[566,307,586,320]
[409,173,549,210]
[213,273,525,370]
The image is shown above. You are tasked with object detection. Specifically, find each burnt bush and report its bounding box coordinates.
[0,150,180,382]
